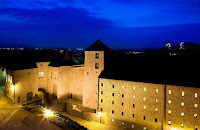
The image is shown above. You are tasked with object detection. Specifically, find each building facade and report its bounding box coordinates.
[3,40,200,130]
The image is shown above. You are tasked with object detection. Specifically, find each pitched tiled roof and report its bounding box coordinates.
[85,39,110,51]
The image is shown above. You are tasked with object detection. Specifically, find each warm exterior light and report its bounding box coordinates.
[11,85,15,91]
[45,109,54,117]
[97,112,102,117]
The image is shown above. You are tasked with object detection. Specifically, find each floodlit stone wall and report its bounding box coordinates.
[98,78,165,130]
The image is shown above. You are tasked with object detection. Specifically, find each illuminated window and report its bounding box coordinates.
[133,104,135,108]
[133,86,135,90]
[112,119,114,122]
[95,63,99,69]
[144,87,146,92]
[95,53,99,59]
[168,100,171,104]
[195,93,198,98]
[10,76,13,83]
[182,91,184,96]
[112,85,114,88]
[39,72,44,78]
[168,110,171,114]
[122,94,124,98]
[155,108,158,112]
[8,75,10,82]
[132,125,135,128]
[6,74,7,82]
[155,99,158,103]
[143,106,146,109]
[155,118,157,122]
[144,116,146,120]
[194,114,197,118]
[156,89,158,94]
[181,102,184,106]
[133,95,135,100]
[101,91,103,95]
[168,121,171,125]
[194,104,198,108]
[143,127,146,130]
[143,97,146,101]
[121,122,124,126]
[168,90,171,95]
[122,85,124,89]
[112,93,114,96]
[121,112,123,116]
[101,99,103,103]
[133,114,135,118]
[181,123,184,128]
[112,101,114,104]
[181,112,184,116]
[112,110,114,114]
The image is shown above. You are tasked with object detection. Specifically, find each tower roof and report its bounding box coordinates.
[86,39,110,51]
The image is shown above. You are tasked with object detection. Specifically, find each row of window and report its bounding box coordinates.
[168,100,198,108]
[101,83,198,98]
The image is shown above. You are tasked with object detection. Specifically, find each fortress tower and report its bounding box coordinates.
[83,39,110,109]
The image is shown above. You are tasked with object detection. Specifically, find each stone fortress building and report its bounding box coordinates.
[2,40,200,130]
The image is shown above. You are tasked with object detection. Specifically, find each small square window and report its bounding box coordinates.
[122,85,124,89]
[132,125,135,128]
[143,127,146,130]
[182,91,184,97]
[133,95,135,100]
[195,93,198,98]
[122,102,124,106]
[181,102,184,106]
[143,97,146,101]
[95,53,99,59]
[133,86,135,91]
[121,122,124,126]
[155,108,158,112]
[194,114,197,118]
[168,100,171,104]
[112,93,114,96]
[143,106,146,109]
[144,116,146,120]
[133,104,135,108]
[112,119,114,122]
[101,108,103,111]
[95,63,99,69]
[168,110,171,114]
[155,118,157,122]
[121,112,123,116]
[168,90,171,95]
[112,85,114,88]
[133,114,134,118]
[181,112,184,116]
[181,123,184,128]
[101,99,103,103]
[156,89,158,94]
[112,110,114,114]
[122,94,124,98]
[168,121,171,125]
[101,83,103,86]
[155,99,158,103]
[194,104,198,108]
[101,91,103,95]
[112,101,114,104]
[144,87,146,92]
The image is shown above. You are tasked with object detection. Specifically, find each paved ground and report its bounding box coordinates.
[0,86,62,130]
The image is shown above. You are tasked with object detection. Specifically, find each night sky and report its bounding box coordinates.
[0,0,200,49]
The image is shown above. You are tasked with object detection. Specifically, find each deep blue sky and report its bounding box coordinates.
[0,0,200,49]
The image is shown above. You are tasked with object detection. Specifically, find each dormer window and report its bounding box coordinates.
[95,53,99,59]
